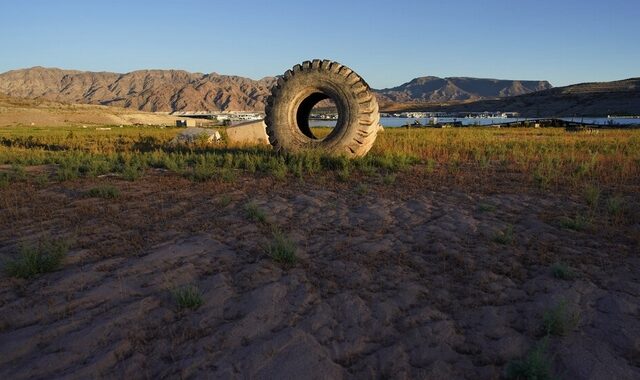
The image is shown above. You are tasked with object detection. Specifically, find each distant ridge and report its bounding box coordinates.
[376,76,552,104]
[0,67,551,112]
[0,67,276,112]
[410,78,640,117]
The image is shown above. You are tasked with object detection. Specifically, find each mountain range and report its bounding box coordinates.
[0,67,551,113]
[414,78,640,117]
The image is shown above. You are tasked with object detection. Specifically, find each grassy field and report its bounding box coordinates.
[1,125,638,194]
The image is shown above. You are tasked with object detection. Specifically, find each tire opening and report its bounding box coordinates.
[296,92,338,140]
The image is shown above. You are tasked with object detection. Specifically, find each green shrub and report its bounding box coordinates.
[218,194,232,207]
[493,225,514,245]
[542,301,579,336]
[551,262,575,280]
[559,213,591,231]
[172,285,203,310]
[606,195,625,220]
[4,239,69,279]
[583,184,600,208]
[478,202,496,212]
[505,339,552,380]
[266,230,296,266]
[86,185,120,199]
[245,202,267,224]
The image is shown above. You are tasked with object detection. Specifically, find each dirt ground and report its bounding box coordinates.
[0,170,639,379]
[0,95,182,127]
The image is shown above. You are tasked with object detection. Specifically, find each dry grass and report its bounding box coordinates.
[0,125,638,194]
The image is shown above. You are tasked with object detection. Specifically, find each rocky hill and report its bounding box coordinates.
[0,67,550,112]
[376,76,552,103]
[419,78,640,117]
[0,67,276,112]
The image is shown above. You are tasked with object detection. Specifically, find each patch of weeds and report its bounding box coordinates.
[245,202,267,224]
[551,262,575,280]
[559,213,591,231]
[533,168,553,189]
[320,155,349,171]
[0,172,9,188]
[542,300,580,336]
[189,161,217,182]
[583,184,600,209]
[33,174,49,188]
[336,168,350,182]
[382,174,396,185]
[219,168,237,183]
[505,339,552,380]
[425,159,436,173]
[4,239,69,279]
[355,183,369,196]
[478,202,496,212]
[10,164,27,181]
[122,162,144,181]
[56,163,80,181]
[172,285,203,310]
[493,225,514,245]
[218,194,232,208]
[86,185,120,199]
[266,229,296,266]
[606,195,625,222]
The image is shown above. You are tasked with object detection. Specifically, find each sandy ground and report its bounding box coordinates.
[0,95,182,127]
[0,171,639,379]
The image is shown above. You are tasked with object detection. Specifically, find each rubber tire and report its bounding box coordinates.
[265,59,380,157]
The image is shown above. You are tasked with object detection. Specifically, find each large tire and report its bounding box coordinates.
[264,59,380,157]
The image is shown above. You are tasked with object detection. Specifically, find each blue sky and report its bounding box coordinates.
[0,0,638,88]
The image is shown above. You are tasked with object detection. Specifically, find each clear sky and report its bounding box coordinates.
[0,0,638,88]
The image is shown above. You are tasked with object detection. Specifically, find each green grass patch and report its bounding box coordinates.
[493,225,514,245]
[266,230,296,266]
[551,262,575,280]
[245,202,267,224]
[86,185,120,199]
[583,184,600,209]
[478,202,496,212]
[505,339,552,380]
[355,183,369,196]
[542,300,580,336]
[606,195,625,222]
[217,194,232,208]
[559,213,592,231]
[4,239,69,279]
[172,285,203,310]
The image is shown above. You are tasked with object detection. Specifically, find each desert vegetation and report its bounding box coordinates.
[0,124,638,379]
[0,126,638,192]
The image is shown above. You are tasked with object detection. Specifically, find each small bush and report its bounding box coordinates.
[218,194,232,208]
[336,168,350,182]
[478,202,496,212]
[0,172,9,188]
[10,164,27,181]
[542,301,579,336]
[245,202,267,224]
[383,174,396,185]
[559,213,591,231]
[4,239,69,279]
[493,225,514,245]
[266,230,296,266]
[606,195,625,222]
[355,183,369,196]
[172,285,203,310]
[505,339,552,380]
[551,262,575,280]
[583,184,600,209]
[86,185,120,199]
